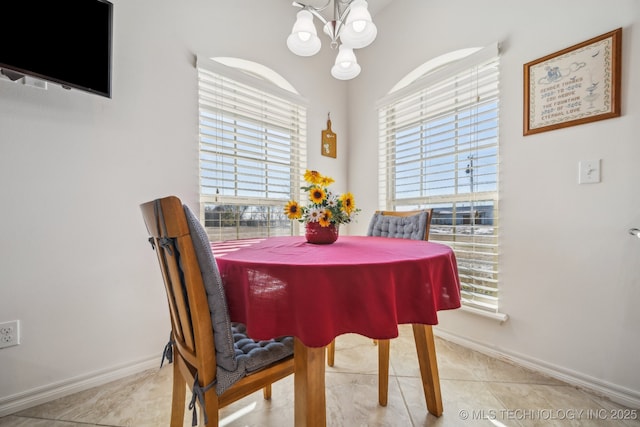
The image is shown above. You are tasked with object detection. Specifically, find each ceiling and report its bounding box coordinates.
[365,0,394,16]
[288,0,395,19]
[367,0,393,16]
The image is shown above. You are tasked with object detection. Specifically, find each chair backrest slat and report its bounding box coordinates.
[140,196,216,375]
[154,248,187,346]
[166,246,196,351]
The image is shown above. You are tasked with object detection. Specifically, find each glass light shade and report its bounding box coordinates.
[340,0,377,48]
[331,45,361,80]
[287,10,321,56]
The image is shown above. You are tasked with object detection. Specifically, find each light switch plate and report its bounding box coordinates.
[579,159,601,184]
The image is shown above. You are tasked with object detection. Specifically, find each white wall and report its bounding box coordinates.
[348,0,640,406]
[0,0,638,415]
[0,0,348,414]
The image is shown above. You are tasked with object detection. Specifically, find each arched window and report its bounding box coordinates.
[197,57,307,240]
[377,44,506,320]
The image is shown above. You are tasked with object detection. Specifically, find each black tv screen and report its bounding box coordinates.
[0,0,113,98]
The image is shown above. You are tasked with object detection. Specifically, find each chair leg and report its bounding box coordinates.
[377,339,390,406]
[170,362,186,427]
[327,339,336,367]
[202,393,220,427]
[263,384,272,400]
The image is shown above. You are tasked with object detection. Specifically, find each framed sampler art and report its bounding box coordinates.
[523,28,622,136]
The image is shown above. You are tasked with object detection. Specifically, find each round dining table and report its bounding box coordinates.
[212,235,460,346]
[211,235,461,427]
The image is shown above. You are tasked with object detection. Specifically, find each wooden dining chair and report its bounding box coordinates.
[326,208,433,407]
[140,196,294,426]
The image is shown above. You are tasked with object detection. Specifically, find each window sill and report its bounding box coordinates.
[460,305,509,323]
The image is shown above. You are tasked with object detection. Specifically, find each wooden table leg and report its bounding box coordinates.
[412,324,443,417]
[377,339,390,406]
[294,338,327,427]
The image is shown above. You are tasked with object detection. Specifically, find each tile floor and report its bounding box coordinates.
[1,325,638,426]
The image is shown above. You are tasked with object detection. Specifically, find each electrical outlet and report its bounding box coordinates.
[0,320,20,349]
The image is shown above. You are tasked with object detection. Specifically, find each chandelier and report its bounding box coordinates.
[287,0,377,80]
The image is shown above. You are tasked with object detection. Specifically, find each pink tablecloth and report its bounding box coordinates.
[211,236,461,348]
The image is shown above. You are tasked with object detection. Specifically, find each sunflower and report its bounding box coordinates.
[285,170,360,228]
[308,186,326,204]
[340,192,356,214]
[284,200,302,220]
[319,175,335,187]
[318,209,333,227]
[304,170,323,185]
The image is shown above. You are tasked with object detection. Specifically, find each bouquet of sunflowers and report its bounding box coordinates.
[285,170,359,227]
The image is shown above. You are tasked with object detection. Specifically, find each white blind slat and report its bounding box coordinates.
[197,58,307,240]
[378,48,501,315]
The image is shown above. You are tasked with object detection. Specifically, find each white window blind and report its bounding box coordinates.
[378,45,503,316]
[197,58,307,240]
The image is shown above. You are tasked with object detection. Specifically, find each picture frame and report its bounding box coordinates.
[523,28,622,136]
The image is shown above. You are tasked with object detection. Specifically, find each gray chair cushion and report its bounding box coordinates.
[182,205,293,395]
[183,204,237,374]
[232,323,294,373]
[367,211,427,240]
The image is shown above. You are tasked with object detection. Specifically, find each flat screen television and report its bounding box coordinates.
[0,0,113,98]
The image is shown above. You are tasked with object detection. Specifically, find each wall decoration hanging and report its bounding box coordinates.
[321,113,337,158]
[523,27,622,135]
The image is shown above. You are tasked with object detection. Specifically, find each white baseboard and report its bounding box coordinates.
[433,328,640,409]
[0,355,160,417]
[3,334,638,417]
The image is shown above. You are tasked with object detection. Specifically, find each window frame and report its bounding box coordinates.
[377,44,506,319]
[196,57,308,240]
